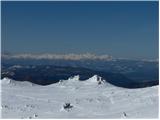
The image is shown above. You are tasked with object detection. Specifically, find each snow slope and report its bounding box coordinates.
[1,76,159,118]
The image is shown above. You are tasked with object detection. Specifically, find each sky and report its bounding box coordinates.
[1,1,158,59]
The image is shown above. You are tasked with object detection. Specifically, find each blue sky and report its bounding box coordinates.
[2,1,158,59]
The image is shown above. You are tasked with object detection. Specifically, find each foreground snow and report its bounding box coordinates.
[1,76,159,118]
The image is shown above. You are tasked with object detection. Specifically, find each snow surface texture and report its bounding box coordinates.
[1,75,159,118]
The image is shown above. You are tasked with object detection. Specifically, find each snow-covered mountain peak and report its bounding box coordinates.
[68,75,80,81]
[1,77,35,87]
[57,75,107,87]
[87,75,106,84]
[64,75,106,85]
[58,75,80,84]
[1,77,12,85]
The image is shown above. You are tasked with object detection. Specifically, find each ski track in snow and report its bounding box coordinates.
[0,75,159,118]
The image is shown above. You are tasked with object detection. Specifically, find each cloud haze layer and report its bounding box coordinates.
[2,53,113,61]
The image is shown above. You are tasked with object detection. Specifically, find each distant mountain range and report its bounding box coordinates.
[2,53,113,61]
[1,53,158,88]
[1,64,158,88]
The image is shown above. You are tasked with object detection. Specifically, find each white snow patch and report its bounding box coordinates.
[1,76,159,118]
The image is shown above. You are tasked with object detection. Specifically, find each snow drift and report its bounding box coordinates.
[1,76,159,118]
